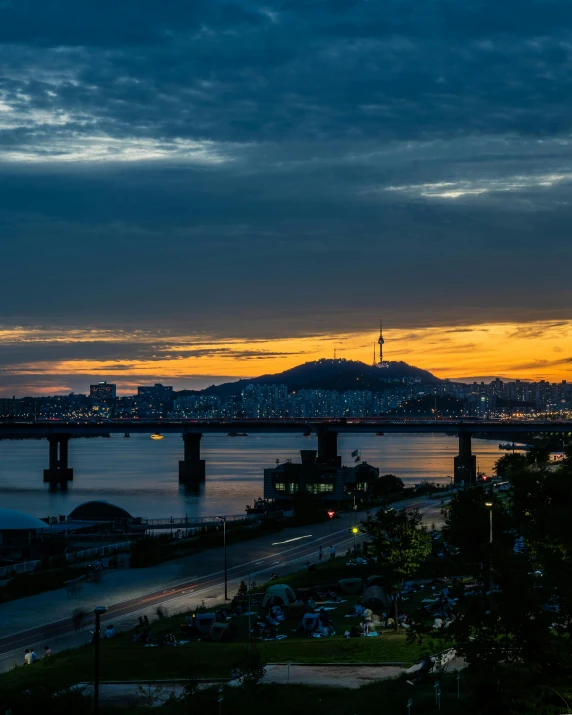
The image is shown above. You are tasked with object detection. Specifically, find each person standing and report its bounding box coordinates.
[329,545,336,560]
[363,608,374,634]
[318,545,323,561]
[43,645,52,658]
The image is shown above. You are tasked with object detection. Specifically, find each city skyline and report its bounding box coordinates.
[0,319,571,396]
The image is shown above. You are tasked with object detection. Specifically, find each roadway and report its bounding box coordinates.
[0,498,445,672]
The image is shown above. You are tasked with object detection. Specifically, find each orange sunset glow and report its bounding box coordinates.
[4,319,571,394]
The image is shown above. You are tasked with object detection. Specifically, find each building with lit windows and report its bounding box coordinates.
[89,382,116,400]
[263,450,379,505]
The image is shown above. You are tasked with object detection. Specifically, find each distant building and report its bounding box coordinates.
[137,384,174,402]
[0,398,24,418]
[89,382,116,400]
[137,384,174,415]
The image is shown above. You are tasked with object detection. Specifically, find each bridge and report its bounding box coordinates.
[0,418,570,486]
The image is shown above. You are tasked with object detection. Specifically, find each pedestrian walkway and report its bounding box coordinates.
[73,664,409,707]
[262,663,408,688]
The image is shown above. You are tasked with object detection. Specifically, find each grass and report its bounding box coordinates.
[0,604,421,696]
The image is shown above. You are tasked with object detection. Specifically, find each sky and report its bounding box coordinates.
[1,0,572,395]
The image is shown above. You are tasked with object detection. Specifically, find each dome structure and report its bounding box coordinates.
[0,508,47,531]
[68,501,133,522]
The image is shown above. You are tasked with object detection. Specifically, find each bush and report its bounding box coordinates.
[372,474,405,497]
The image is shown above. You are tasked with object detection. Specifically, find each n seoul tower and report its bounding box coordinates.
[378,319,385,364]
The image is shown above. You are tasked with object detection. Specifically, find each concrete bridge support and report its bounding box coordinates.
[454,432,476,485]
[179,433,206,484]
[316,428,341,467]
[43,435,73,484]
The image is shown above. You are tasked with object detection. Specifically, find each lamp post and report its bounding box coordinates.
[485,502,493,544]
[217,517,228,600]
[352,526,359,552]
[93,606,107,715]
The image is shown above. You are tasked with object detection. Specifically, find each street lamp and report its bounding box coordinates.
[485,502,493,544]
[93,606,107,715]
[217,517,228,600]
[352,526,359,552]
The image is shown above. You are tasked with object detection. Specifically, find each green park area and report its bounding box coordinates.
[4,446,572,714]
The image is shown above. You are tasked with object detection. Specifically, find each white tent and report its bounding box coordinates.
[262,584,296,608]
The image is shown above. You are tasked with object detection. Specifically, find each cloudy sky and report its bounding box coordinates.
[1,0,572,395]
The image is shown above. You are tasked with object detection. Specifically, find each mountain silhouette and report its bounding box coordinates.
[177,359,440,399]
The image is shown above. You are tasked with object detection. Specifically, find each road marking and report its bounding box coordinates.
[272,535,312,545]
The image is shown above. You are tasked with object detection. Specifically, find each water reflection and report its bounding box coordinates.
[0,433,501,518]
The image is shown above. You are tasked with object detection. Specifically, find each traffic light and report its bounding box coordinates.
[327,510,335,519]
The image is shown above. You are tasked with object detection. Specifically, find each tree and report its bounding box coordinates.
[525,443,551,467]
[442,488,513,576]
[444,461,572,713]
[292,488,325,525]
[372,474,405,497]
[361,508,431,629]
[494,452,528,477]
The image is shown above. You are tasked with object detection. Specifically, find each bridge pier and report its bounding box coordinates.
[43,435,73,484]
[316,427,341,467]
[454,432,476,486]
[179,433,205,484]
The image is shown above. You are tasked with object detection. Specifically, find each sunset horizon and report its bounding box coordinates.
[1,318,570,396]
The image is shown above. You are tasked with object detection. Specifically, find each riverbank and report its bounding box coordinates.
[0,494,447,673]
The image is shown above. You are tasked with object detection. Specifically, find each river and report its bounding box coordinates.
[0,433,501,519]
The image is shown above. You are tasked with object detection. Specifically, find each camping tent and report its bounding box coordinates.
[262,584,296,608]
[299,612,320,636]
[339,578,363,595]
[195,613,217,634]
[361,585,391,609]
[210,622,238,642]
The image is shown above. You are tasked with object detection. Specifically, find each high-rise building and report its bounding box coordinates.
[89,381,116,400]
[137,384,174,402]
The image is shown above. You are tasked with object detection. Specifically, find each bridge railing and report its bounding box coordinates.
[140,514,260,527]
[0,559,42,579]
[65,541,132,564]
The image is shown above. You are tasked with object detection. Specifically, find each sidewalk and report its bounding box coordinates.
[73,664,410,706]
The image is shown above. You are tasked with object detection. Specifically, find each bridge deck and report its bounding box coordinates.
[0,418,571,437]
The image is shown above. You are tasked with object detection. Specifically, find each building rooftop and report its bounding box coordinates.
[0,508,48,531]
[68,500,133,521]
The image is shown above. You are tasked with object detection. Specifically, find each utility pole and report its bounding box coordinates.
[93,606,107,715]
[217,517,228,600]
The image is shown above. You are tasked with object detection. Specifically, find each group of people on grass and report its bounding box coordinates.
[23,645,51,665]
[344,601,413,638]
